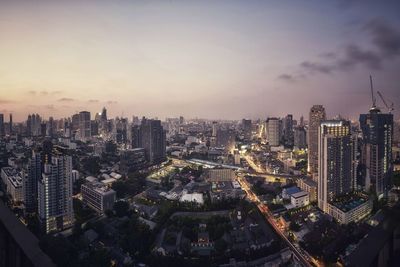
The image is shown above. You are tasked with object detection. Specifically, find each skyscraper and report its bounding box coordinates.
[24,150,42,213]
[318,120,353,212]
[133,118,166,164]
[360,108,393,198]
[242,119,252,140]
[266,117,281,147]
[0,114,4,137]
[294,126,307,149]
[308,105,326,178]
[283,114,294,147]
[9,114,12,135]
[79,111,91,141]
[38,153,74,233]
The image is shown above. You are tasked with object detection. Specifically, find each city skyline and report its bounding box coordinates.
[1,0,400,121]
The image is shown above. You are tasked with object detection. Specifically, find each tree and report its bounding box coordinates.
[113,200,130,217]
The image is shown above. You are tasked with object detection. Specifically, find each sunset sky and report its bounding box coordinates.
[0,0,399,122]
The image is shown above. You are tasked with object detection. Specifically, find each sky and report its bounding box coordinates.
[0,0,399,122]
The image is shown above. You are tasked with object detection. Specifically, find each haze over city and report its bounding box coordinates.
[1,0,400,121]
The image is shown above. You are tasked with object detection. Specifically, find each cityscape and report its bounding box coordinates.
[0,1,400,267]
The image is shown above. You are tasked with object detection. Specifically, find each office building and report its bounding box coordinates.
[360,108,393,198]
[0,114,4,137]
[79,111,91,141]
[242,119,252,140]
[294,126,307,149]
[308,105,326,176]
[283,114,294,147]
[8,114,12,135]
[266,117,281,147]
[120,148,146,174]
[81,182,116,214]
[318,120,353,212]
[38,154,74,233]
[132,118,166,164]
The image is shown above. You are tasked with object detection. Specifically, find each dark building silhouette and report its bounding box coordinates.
[360,107,393,197]
[132,118,166,164]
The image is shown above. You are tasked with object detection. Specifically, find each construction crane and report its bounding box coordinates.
[377,91,394,113]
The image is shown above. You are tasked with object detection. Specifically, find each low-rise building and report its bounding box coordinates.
[327,194,372,224]
[81,182,116,213]
[1,167,24,203]
[290,191,309,208]
[297,178,317,202]
[207,168,235,182]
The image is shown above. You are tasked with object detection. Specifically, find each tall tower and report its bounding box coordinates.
[0,114,4,137]
[38,153,74,233]
[135,118,166,164]
[266,117,280,147]
[308,105,326,178]
[24,150,42,213]
[79,111,91,141]
[360,108,393,198]
[318,120,353,212]
[9,114,12,135]
[283,114,294,147]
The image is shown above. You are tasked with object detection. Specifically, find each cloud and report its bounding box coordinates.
[58,97,75,102]
[300,61,334,74]
[28,90,37,95]
[282,18,400,80]
[106,100,118,105]
[337,44,382,70]
[364,18,400,57]
[277,74,296,82]
[51,90,63,95]
[88,99,99,103]
[0,99,14,104]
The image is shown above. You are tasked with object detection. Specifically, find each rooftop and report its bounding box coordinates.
[330,193,370,212]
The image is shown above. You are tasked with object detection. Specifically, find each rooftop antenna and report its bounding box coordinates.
[370,75,377,109]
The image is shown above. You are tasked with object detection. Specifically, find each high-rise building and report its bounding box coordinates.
[318,120,353,212]
[9,114,12,135]
[308,105,326,177]
[294,126,307,149]
[24,151,42,213]
[120,148,146,175]
[0,114,4,137]
[242,119,252,140]
[266,117,281,147]
[360,108,393,198]
[101,107,107,121]
[38,153,74,233]
[132,118,166,164]
[26,114,42,136]
[283,114,294,147]
[212,121,218,137]
[79,111,91,141]
[216,129,235,149]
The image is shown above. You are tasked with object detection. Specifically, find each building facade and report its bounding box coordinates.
[360,108,393,198]
[308,105,326,177]
[38,154,74,233]
[318,120,353,212]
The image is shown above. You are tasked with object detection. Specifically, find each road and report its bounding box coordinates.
[237,175,318,267]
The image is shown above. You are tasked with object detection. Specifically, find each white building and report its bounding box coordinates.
[1,167,24,203]
[327,197,372,224]
[290,191,309,208]
[38,155,74,233]
[81,182,116,214]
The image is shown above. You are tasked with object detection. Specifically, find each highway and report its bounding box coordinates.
[237,173,318,267]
